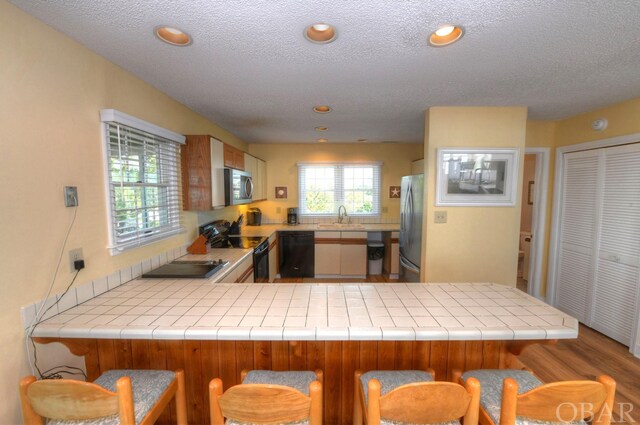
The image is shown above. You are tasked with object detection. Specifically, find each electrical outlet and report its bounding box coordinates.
[69,248,83,271]
[434,211,447,224]
[64,186,78,207]
[382,206,389,213]
[276,207,281,213]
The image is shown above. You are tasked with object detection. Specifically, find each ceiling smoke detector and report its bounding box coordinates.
[154,26,192,46]
[304,23,337,44]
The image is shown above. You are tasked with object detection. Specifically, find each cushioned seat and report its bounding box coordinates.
[20,369,187,425]
[48,370,176,425]
[359,370,433,404]
[462,370,587,425]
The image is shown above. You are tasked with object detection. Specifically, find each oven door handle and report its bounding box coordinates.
[253,242,269,255]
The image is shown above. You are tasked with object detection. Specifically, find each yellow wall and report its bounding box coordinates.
[423,107,528,286]
[248,143,423,222]
[555,97,640,146]
[0,2,246,421]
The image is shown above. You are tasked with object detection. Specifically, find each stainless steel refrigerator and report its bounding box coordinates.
[399,174,424,282]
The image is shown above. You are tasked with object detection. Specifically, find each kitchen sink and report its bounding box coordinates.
[316,223,365,229]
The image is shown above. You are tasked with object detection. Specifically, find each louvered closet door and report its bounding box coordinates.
[591,144,640,345]
[555,150,601,323]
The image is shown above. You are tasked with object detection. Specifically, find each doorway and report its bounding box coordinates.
[517,154,536,292]
[518,148,550,299]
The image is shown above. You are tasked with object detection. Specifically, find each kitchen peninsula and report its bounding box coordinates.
[32,279,577,425]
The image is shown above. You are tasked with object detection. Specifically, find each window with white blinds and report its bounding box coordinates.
[101,110,185,254]
[298,162,381,216]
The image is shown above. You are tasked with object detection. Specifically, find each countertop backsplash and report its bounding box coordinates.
[20,244,189,329]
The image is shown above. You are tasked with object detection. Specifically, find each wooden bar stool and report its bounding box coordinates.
[460,369,616,425]
[19,369,187,424]
[209,369,323,425]
[354,369,481,425]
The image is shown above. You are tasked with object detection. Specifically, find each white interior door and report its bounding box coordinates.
[591,144,640,345]
[555,150,601,323]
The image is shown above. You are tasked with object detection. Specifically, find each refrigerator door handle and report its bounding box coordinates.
[400,255,420,274]
[407,184,413,248]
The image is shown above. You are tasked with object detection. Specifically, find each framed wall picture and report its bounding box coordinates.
[275,186,287,199]
[436,148,519,206]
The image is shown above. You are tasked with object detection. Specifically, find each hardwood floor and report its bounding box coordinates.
[519,324,640,424]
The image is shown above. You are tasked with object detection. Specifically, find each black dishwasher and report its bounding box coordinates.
[279,231,314,278]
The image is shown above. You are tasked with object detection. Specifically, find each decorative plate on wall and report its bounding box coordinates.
[275,186,287,199]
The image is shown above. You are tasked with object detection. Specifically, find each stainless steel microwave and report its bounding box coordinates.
[224,168,253,205]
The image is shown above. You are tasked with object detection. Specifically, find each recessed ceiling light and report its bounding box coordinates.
[313,105,332,114]
[429,25,463,47]
[317,138,328,143]
[304,23,337,44]
[315,126,329,131]
[155,25,192,46]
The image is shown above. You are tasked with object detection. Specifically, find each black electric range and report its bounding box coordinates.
[198,220,267,249]
[199,220,270,282]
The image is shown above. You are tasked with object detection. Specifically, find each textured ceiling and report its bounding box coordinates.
[10,0,640,144]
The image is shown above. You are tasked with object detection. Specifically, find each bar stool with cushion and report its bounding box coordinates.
[19,369,187,425]
[354,369,481,425]
[209,369,323,425]
[460,369,616,425]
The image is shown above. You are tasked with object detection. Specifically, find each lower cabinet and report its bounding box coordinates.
[315,232,341,276]
[383,231,400,279]
[219,254,254,283]
[315,231,367,278]
[340,232,367,276]
[268,233,278,282]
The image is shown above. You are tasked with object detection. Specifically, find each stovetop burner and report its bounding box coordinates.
[141,259,229,279]
[210,235,267,249]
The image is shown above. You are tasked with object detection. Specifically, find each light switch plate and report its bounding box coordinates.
[434,211,447,224]
[64,186,78,207]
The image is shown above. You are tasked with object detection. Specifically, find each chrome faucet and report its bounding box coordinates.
[337,205,348,224]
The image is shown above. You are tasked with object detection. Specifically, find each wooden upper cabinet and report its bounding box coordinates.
[224,143,244,170]
[181,135,226,210]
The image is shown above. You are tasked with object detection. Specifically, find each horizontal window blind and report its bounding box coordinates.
[104,122,183,253]
[298,162,381,216]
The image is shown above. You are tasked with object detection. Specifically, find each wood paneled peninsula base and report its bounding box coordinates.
[35,338,555,425]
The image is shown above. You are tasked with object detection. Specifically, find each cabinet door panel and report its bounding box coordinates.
[269,239,278,282]
[340,244,366,276]
[234,151,245,170]
[223,144,235,168]
[315,244,341,275]
[391,242,400,274]
[210,138,225,208]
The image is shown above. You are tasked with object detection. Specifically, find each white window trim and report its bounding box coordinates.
[297,161,383,217]
[100,109,185,255]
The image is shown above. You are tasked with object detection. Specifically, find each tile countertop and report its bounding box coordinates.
[238,223,400,237]
[32,282,578,342]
